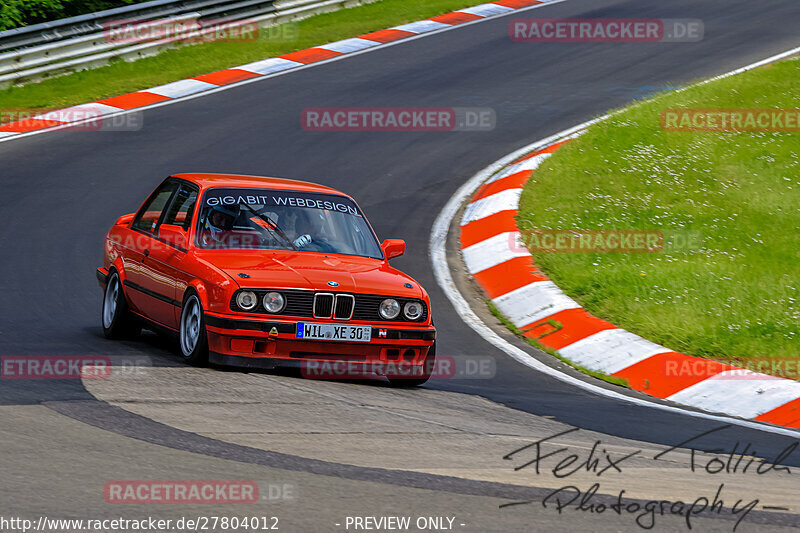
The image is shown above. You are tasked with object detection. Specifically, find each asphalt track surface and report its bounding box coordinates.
[2,0,800,531]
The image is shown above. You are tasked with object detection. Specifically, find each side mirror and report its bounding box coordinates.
[115,213,135,226]
[159,224,188,250]
[381,239,405,260]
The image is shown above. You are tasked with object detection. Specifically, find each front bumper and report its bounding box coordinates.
[204,312,435,371]
[96,267,109,287]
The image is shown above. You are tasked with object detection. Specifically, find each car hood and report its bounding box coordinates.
[195,251,424,298]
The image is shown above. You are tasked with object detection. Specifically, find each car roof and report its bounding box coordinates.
[171,173,346,195]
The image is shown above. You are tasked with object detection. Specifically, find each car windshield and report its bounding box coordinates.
[196,187,383,259]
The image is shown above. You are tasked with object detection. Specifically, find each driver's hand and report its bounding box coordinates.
[293,234,312,248]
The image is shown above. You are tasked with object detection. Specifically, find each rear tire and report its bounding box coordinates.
[102,271,141,339]
[179,292,209,366]
[388,340,436,388]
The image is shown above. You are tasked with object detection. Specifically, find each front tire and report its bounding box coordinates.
[179,292,209,366]
[102,271,140,339]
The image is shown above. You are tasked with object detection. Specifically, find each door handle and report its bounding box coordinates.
[143,249,150,257]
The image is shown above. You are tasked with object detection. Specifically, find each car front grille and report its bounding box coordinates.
[232,289,426,322]
[313,293,334,318]
[281,290,315,317]
[313,293,355,319]
[334,294,355,320]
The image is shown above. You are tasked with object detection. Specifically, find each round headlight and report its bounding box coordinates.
[236,291,258,311]
[263,292,286,313]
[379,298,400,320]
[403,301,424,321]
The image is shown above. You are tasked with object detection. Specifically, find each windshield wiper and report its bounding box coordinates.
[242,204,298,251]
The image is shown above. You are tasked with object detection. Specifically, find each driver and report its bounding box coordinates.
[201,204,237,246]
[292,209,326,249]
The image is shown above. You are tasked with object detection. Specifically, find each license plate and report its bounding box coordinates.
[296,322,372,342]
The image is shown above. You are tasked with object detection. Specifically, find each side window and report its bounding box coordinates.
[131,182,179,234]
[162,185,199,230]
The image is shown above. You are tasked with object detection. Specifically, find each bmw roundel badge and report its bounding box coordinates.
[327,281,339,287]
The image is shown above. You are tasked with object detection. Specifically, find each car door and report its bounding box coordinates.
[125,180,180,327]
[150,183,200,327]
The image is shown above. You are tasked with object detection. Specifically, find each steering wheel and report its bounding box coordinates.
[298,235,336,253]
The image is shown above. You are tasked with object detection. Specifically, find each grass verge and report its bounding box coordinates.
[0,0,485,111]
[517,55,800,364]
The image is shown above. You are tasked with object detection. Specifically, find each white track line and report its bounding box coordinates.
[462,231,528,273]
[430,44,800,438]
[494,280,582,328]
[462,188,523,224]
[557,328,671,375]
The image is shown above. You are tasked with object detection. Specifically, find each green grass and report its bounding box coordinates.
[487,301,629,388]
[517,56,800,365]
[0,0,484,111]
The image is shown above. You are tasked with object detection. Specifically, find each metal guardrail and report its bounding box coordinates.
[0,0,370,87]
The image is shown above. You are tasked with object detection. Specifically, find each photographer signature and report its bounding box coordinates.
[500,425,796,531]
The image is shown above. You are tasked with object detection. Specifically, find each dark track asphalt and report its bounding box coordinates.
[1,0,800,477]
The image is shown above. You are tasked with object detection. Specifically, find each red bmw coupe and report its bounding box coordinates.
[97,174,436,385]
